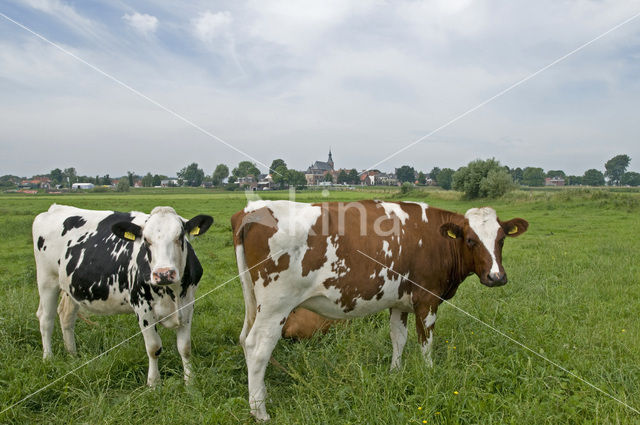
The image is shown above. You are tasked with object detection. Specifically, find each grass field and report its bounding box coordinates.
[1,187,639,424]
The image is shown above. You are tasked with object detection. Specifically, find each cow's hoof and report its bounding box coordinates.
[251,411,270,422]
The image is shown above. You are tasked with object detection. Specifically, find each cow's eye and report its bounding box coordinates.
[498,237,505,246]
[466,238,475,247]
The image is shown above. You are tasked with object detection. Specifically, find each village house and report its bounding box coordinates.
[545,176,565,186]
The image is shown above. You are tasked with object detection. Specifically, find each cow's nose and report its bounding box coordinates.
[488,272,507,285]
[152,268,177,285]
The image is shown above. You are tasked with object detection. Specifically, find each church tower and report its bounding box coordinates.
[327,149,334,170]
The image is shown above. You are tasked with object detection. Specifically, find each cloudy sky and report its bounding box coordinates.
[1,0,640,177]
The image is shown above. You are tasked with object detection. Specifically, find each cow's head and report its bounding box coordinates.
[440,207,527,287]
[111,207,213,286]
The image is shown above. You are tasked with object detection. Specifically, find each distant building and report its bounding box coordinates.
[375,172,399,186]
[72,183,94,190]
[20,176,51,189]
[257,174,273,190]
[545,176,565,187]
[160,179,179,187]
[305,150,336,185]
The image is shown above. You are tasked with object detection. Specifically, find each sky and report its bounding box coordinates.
[1,0,640,178]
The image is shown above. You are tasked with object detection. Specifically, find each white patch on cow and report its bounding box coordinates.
[404,201,429,222]
[382,240,392,258]
[424,311,436,328]
[465,207,501,274]
[418,239,423,247]
[369,270,377,279]
[421,332,434,367]
[245,200,321,264]
[378,202,409,225]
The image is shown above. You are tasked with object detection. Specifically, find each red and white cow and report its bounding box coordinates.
[231,199,528,420]
[33,204,213,385]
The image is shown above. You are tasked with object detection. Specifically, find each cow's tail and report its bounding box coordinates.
[232,211,257,349]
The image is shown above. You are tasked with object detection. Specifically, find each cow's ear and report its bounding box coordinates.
[112,222,142,241]
[501,218,528,237]
[440,223,463,240]
[185,215,213,237]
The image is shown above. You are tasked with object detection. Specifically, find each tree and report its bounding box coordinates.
[546,170,565,178]
[429,167,441,181]
[211,164,230,186]
[417,171,427,185]
[565,175,582,186]
[522,167,545,186]
[436,168,455,190]
[142,172,154,187]
[101,174,112,186]
[323,172,334,183]
[177,162,205,187]
[269,159,287,175]
[232,161,260,179]
[622,171,640,186]
[152,174,165,187]
[452,158,514,199]
[286,170,307,188]
[348,169,359,185]
[63,167,77,187]
[272,165,289,189]
[337,169,349,184]
[509,167,524,184]
[604,154,631,186]
[116,179,130,192]
[50,168,63,185]
[480,169,516,198]
[583,169,605,186]
[127,171,135,186]
[396,165,416,183]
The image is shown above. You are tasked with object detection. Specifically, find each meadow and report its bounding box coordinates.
[1,187,639,424]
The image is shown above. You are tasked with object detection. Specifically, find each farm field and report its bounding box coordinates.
[1,187,640,424]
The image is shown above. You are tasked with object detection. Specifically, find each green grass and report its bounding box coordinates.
[1,187,640,424]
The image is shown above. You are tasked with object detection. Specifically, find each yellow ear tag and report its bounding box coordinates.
[124,231,136,241]
[508,226,518,235]
[447,229,457,239]
[190,226,200,236]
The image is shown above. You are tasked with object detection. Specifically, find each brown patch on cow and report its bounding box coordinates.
[301,209,329,277]
[231,207,290,287]
[282,308,339,339]
[376,291,384,300]
[279,317,287,325]
[257,304,261,312]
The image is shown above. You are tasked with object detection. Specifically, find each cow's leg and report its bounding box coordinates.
[176,304,194,384]
[244,307,289,421]
[389,308,409,370]
[57,292,79,355]
[415,303,438,368]
[36,280,60,359]
[138,313,163,386]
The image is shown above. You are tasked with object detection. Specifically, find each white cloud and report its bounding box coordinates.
[192,11,233,43]
[123,12,159,36]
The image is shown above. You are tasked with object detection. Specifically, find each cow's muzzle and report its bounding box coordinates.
[152,268,178,285]
[482,272,508,287]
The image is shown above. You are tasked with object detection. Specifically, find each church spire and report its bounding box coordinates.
[327,148,334,169]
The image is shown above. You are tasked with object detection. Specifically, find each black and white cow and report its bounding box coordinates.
[32,204,213,385]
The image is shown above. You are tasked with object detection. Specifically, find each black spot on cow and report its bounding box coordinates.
[376,291,384,300]
[180,243,203,297]
[66,212,135,302]
[155,347,162,357]
[280,317,286,325]
[37,236,45,251]
[143,319,149,327]
[62,216,87,236]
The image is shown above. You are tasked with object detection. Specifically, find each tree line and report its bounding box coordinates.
[2,154,638,194]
